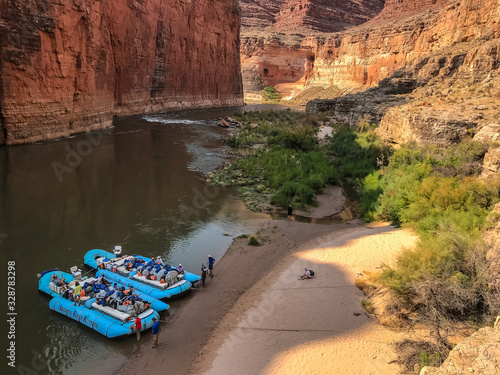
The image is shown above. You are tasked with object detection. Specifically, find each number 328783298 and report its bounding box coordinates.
[8,261,15,311]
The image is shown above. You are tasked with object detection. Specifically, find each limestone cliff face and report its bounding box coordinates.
[420,317,500,375]
[0,0,243,145]
[372,0,451,20]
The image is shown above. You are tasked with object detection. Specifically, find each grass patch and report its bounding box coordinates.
[361,299,374,314]
[208,147,337,208]
[208,110,343,209]
[262,86,281,102]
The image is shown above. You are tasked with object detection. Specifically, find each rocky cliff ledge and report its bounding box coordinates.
[307,0,500,146]
[0,0,243,145]
[420,316,500,375]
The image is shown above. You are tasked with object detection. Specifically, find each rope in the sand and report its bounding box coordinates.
[209,325,396,345]
[199,322,400,337]
[194,285,359,292]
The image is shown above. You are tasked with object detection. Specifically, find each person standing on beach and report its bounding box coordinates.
[201,264,207,286]
[132,316,142,341]
[208,254,215,277]
[151,318,160,348]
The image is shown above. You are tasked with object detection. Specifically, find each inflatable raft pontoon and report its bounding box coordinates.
[38,271,160,338]
[84,249,200,299]
[95,269,192,301]
[38,270,169,313]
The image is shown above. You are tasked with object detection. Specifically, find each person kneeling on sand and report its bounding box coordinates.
[299,268,315,280]
[201,264,207,286]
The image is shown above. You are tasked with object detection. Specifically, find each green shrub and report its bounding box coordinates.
[361,140,500,335]
[324,126,391,188]
[248,235,260,246]
[262,86,281,101]
[210,147,337,207]
[420,352,441,368]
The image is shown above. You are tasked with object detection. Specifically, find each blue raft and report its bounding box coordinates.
[38,270,169,313]
[84,249,202,284]
[96,269,192,301]
[84,249,199,299]
[38,271,160,338]
[49,297,158,338]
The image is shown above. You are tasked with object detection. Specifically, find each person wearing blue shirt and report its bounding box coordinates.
[208,254,215,277]
[151,318,160,348]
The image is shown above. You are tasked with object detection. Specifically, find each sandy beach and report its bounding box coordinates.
[120,220,418,375]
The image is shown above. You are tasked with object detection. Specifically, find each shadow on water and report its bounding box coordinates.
[0,104,341,375]
[0,104,293,375]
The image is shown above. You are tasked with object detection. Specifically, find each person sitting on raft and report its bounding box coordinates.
[98,276,111,287]
[165,263,176,272]
[156,256,163,265]
[51,274,67,287]
[177,264,184,274]
[101,292,117,308]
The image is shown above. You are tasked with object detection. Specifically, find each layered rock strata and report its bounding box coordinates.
[239,0,385,99]
[0,0,243,145]
[240,0,384,33]
[307,0,500,146]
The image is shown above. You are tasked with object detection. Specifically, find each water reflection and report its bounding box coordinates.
[0,105,281,375]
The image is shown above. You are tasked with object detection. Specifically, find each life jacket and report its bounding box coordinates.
[137,270,142,276]
[81,289,86,297]
[160,277,165,284]
[151,275,157,280]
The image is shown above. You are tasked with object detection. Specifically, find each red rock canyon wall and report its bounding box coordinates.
[239,0,385,99]
[0,0,243,145]
[240,0,473,98]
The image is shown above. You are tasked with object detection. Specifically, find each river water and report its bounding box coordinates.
[0,105,297,375]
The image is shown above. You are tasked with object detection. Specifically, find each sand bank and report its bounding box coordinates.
[192,222,418,375]
[119,220,417,375]
[119,220,346,375]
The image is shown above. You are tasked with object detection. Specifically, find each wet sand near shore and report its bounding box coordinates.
[119,220,346,375]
